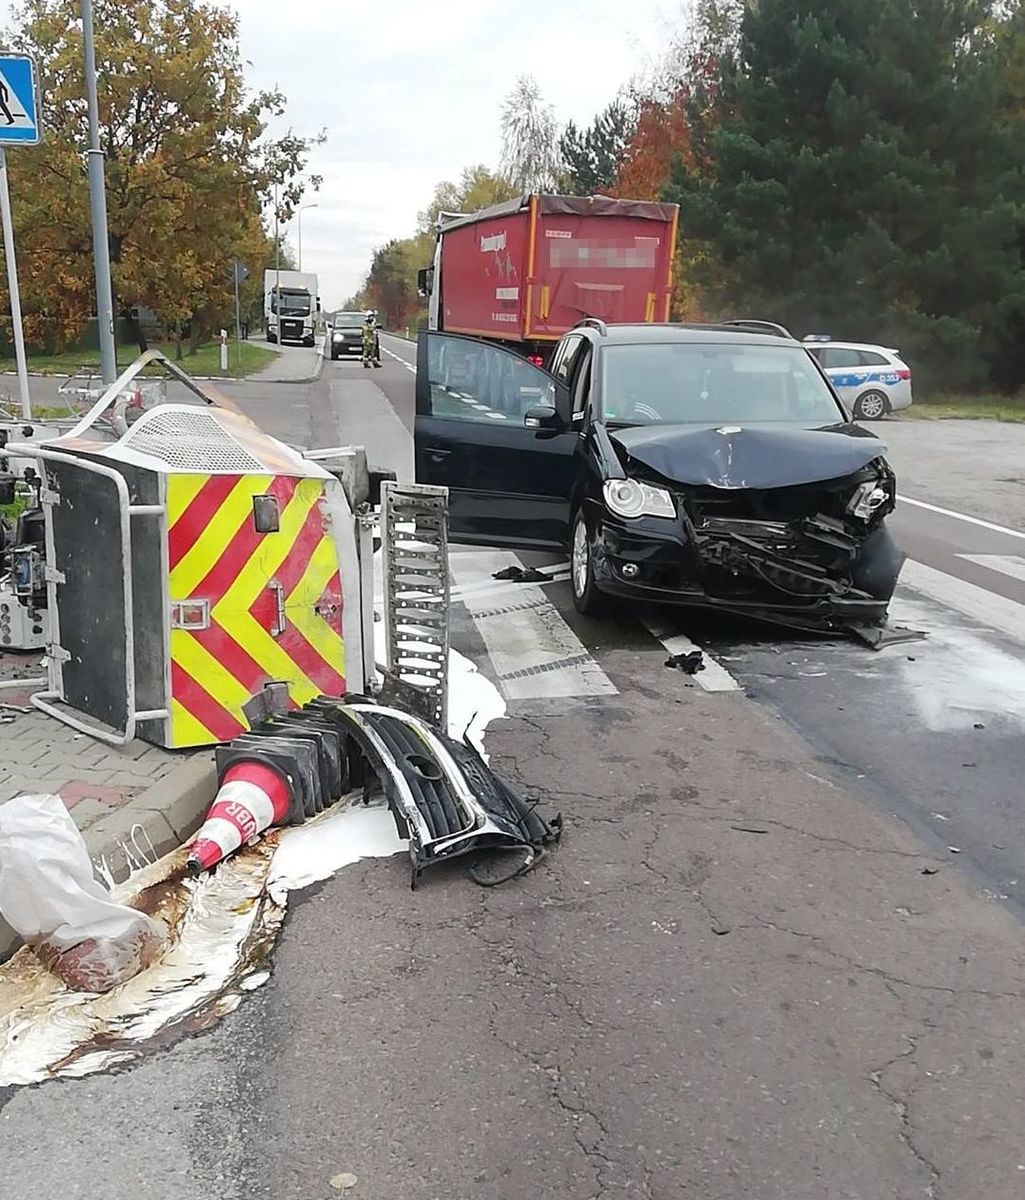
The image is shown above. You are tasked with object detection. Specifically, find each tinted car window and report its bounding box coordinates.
[551,334,584,385]
[600,343,845,426]
[425,337,554,423]
[334,313,364,327]
[820,347,864,369]
[857,350,889,366]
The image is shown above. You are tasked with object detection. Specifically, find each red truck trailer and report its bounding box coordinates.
[418,194,680,366]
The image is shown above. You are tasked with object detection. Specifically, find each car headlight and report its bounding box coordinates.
[332,333,343,341]
[848,480,890,520]
[603,478,676,519]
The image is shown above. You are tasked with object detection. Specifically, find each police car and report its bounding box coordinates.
[802,337,913,421]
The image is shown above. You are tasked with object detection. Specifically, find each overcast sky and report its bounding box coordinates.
[228,0,686,305]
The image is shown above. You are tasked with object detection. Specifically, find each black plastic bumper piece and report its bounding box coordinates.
[308,697,562,888]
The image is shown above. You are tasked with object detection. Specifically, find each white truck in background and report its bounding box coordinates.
[264,270,320,346]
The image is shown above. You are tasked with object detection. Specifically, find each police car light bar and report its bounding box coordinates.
[803,334,832,343]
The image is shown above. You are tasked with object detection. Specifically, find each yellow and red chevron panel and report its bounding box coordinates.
[166,472,345,747]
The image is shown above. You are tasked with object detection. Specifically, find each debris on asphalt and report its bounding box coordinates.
[948,846,962,854]
[974,722,986,730]
[491,565,550,583]
[665,650,705,674]
[712,921,732,937]
[330,1174,359,1191]
[921,867,940,876]
[731,824,770,835]
[0,794,165,993]
[849,624,928,651]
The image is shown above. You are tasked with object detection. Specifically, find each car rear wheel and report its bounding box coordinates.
[571,511,607,617]
[854,390,888,420]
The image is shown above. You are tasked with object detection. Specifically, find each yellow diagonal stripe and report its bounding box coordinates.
[210,480,324,697]
[166,473,209,532]
[171,628,253,716]
[286,534,345,673]
[169,474,274,601]
[170,696,216,747]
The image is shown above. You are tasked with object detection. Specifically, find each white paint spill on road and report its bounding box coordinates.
[0,644,508,1088]
[640,616,741,693]
[889,592,1025,731]
[452,549,616,701]
[0,802,406,1087]
[267,804,406,902]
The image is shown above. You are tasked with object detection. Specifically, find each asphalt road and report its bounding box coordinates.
[4,335,1025,1198]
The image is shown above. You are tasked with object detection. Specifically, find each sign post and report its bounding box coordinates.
[219,328,228,374]
[81,0,117,386]
[231,260,248,370]
[0,53,42,419]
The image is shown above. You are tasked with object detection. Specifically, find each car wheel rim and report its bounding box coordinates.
[572,519,588,598]
[860,393,885,419]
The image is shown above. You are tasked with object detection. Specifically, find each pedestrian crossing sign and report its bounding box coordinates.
[0,55,41,146]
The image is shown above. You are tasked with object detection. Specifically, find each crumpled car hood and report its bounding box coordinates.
[610,423,887,490]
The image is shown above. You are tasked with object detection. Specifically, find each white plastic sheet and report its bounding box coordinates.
[0,795,164,992]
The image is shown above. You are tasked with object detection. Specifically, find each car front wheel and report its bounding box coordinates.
[570,510,607,616]
[854,390,888,420]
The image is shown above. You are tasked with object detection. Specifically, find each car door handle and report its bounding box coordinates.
[426,448,452,463]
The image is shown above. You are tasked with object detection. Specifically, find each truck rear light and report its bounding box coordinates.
[527,355,544,368]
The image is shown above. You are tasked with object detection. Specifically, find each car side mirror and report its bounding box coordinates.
[524,405,563,431]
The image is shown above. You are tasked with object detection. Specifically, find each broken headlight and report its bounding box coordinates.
[847,479,890,521]
[603,478,676,519]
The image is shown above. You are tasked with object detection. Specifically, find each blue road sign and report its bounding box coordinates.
[0,55,41,147]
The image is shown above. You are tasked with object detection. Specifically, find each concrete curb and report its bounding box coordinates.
[0,751,218,963]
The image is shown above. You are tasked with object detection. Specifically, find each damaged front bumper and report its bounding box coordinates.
[590,504,905,634]
[314,699,561,888]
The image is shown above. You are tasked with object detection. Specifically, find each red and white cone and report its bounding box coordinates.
[186,761,292,876]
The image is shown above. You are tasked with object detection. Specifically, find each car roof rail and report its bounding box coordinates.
[573,317,608,335]
[720,320,795,340]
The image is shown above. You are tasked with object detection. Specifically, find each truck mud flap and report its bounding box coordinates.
[310,698,561,888]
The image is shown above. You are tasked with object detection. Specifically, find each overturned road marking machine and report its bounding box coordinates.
[5,351,385,747]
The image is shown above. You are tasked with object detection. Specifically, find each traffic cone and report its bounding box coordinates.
[185,760,292,876]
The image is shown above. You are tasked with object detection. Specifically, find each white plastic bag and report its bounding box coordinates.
[0,794,164,992]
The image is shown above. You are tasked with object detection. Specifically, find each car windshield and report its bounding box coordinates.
[334,313,364,327]
[271,290,311,316]
[600,342,845,427]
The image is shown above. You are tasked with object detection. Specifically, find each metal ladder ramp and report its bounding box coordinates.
[380,481,450,728]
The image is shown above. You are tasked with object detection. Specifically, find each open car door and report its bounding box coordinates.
[414,331,578,550]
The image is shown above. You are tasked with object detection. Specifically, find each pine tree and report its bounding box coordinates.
[668,0,1023,388]
[560,102,634,195]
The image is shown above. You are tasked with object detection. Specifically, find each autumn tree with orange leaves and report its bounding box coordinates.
[1,0,323,356]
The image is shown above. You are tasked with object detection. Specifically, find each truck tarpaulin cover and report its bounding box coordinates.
[438,194,679,342]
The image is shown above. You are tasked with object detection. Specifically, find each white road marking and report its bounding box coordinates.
[900,559,1025,646]
[451,550,616,701]
[957,554,1025,585]
[382,345,416,373]
[898,495,1025,542]
[640,617,742,693]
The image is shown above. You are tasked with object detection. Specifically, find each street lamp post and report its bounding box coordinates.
[81,0,117,385]
[297,203,318,272]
